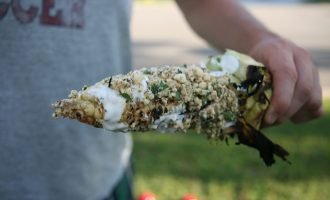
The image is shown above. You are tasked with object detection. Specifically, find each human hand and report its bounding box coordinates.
[249,36,323,125]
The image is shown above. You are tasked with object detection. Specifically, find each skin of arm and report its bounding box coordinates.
[176,0,323,125]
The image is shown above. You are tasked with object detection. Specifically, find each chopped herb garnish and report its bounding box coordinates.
[175,91,181,101]
[151,81,169,95]
[143,69,152,75]
[182,64,187,68]
[177,69,182,74]
[82,85,88,91]
[216,57,221,63]
[223,111,236,121]
[120,92,132,102]
[201,91,211,105]
[201,97,208,105]
[159,81,168,91]
[151,84,159,95]
[216,88,222,97]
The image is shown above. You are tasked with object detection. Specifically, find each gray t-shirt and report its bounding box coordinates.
[0,1,132,199]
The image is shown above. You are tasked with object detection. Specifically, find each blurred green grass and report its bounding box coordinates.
[305,0,330,2]
[136,0,330,2]
[132,100,330,199]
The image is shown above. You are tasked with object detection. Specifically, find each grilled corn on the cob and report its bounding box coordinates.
[52,50,289,166]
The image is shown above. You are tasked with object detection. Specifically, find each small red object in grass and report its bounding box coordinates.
[182,194,198,200]
[138,192,157,200]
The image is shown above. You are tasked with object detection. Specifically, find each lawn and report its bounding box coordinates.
[136,0,330,3]
[132,100,330,200]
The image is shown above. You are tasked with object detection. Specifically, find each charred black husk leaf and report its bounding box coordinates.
[226,119,290,166]
[229,65,290,166]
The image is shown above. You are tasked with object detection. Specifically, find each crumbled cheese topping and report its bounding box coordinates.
[105,63,238,138]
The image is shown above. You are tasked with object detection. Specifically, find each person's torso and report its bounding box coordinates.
[0,1,132,199]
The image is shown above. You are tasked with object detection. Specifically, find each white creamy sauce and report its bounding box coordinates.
[220,54,240,74]
[209,71,227,77]
[152,105,186,132]
[153,114,185,132]
[131,86,143,101]
[209,54,240,77]
[131,76,149,101]
[171,104,186,114]
[199,62,207,69]
[84,83,128,131]
[224,122,235,128]
[141,76,149,90]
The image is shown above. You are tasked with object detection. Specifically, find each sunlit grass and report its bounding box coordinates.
[132,100,330,199]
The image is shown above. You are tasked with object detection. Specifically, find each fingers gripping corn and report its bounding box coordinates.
[52,50,289,166]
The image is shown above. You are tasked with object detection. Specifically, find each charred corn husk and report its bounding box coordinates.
[52,49,289,166]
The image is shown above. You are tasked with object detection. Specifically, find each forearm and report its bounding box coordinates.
[176,0,276,53]
[177,0,323,125]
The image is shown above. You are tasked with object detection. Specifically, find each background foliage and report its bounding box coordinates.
[133,100,330,199]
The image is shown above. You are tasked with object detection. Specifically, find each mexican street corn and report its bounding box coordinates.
[52,50,289,166]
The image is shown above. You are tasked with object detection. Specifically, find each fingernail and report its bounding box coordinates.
[266,107,277,125]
